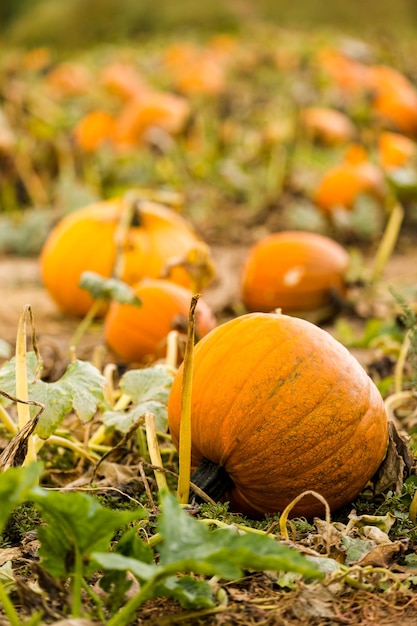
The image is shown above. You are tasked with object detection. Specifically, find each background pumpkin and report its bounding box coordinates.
[168,312,388,518]
[39,197,214,317]
[240,231,349,318]
[104,278,216,364]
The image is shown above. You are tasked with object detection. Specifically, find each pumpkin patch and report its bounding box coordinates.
[168,312,389,518]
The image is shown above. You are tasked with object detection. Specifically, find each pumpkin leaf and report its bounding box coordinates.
[0,359,107,439]
[102,400,168,433]
[79,271,142,306]
[0,463,42,533]
[31,488,145,579]
[120,366,174,404]
[157,492,324,581]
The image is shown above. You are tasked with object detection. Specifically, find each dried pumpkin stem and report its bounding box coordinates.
[113,192,139,280]
[370,203,404,284]
[144,412,169,493]
[165,330,179,370]
[177,294,200,504]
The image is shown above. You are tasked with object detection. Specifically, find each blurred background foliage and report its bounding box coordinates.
[1,0,417,49]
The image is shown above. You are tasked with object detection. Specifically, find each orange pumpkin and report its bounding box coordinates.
[314,144,385,212]
[369,65,417,136]
[74,110,116,152]
[377,131,417,171]
[39,198,214,317]
[240,231,349,317]
[300,107,356,146]
[167,312,388,518]
[104,278,216,363]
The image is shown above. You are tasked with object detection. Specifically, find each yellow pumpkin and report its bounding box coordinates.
[39,198,214,317]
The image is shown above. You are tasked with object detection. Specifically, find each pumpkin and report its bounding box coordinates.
[74,110,116,152]
[314,144,385,212]
[104,278,216,364]
[167,312,389,518]
[39,198,215,317]
[300,107,356,146]
[240,231,349,318]
[377,131,417,171]
[369,66,417,137]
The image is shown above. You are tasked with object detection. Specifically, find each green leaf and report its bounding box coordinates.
[154,575,214,609]
[80,271,142,305]
[157,492,323,581]
[31,360,106,438]
[120,366,174,405]
[31,488,145,578]
[102,400,168,433]
[0,352,39,407]
[0,464,42,532]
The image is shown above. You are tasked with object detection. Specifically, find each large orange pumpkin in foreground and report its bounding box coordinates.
[104,278,216,364]
[40,198,214,317]
[168,312,388,518]
[240,231,349,318]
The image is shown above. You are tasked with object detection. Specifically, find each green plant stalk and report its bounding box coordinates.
[69,298,104,351]
[15,305,37,465]
[81,577,105,622]
[36,435,100,462]
[177,294,200,505]
[0,579,22,626]
[144,412,169,493]
[370,203,404,284]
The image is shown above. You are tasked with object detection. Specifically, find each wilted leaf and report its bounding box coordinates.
[80,272,142,305]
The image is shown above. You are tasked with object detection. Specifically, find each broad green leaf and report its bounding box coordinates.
[80,271,142,306]
[0,352,39,407]
[92,552,157,582]
[341,536,374,566]
[31,488,146,578]
[157,492,323,581]
[120,366,173,404]
[31,360,106,438]
[0,463,42,532]
[102,400,168,433]
[154,575,214,609]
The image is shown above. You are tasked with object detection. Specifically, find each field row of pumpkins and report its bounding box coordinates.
[7,30,417,517]
[1,31,417,240]
[38,191,390,518]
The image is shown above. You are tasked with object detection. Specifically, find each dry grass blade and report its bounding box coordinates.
[0,390,44,471]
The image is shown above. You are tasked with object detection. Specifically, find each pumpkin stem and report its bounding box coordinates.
[190,457,235,503]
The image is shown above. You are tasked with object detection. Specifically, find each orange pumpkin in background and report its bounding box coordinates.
[39,198,215,318]
[377,131,417,171]
[300,107,356,146]
[314,143,385,212]
[241,231,349,319]
[167,311,388,518]
[104,278,216,364]
[369,65,417,137]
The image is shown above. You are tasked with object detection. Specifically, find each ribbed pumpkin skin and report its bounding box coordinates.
[39,199,207,317]
[104,279,216,363]
[241,231,349,315]
[168,312,388,518]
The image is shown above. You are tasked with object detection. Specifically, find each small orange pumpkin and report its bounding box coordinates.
[300,107,356,146]
[39,198,214,317]
[314,144,385,212]
[104,278,216,364]
[377,131,417,171]
[168,312,388,518]
[369,65,417,137]
[240,231,349,317]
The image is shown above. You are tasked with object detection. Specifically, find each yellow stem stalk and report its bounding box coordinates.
[177,294,200,504]
[15,305,37,465]
[144,412,169,493]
